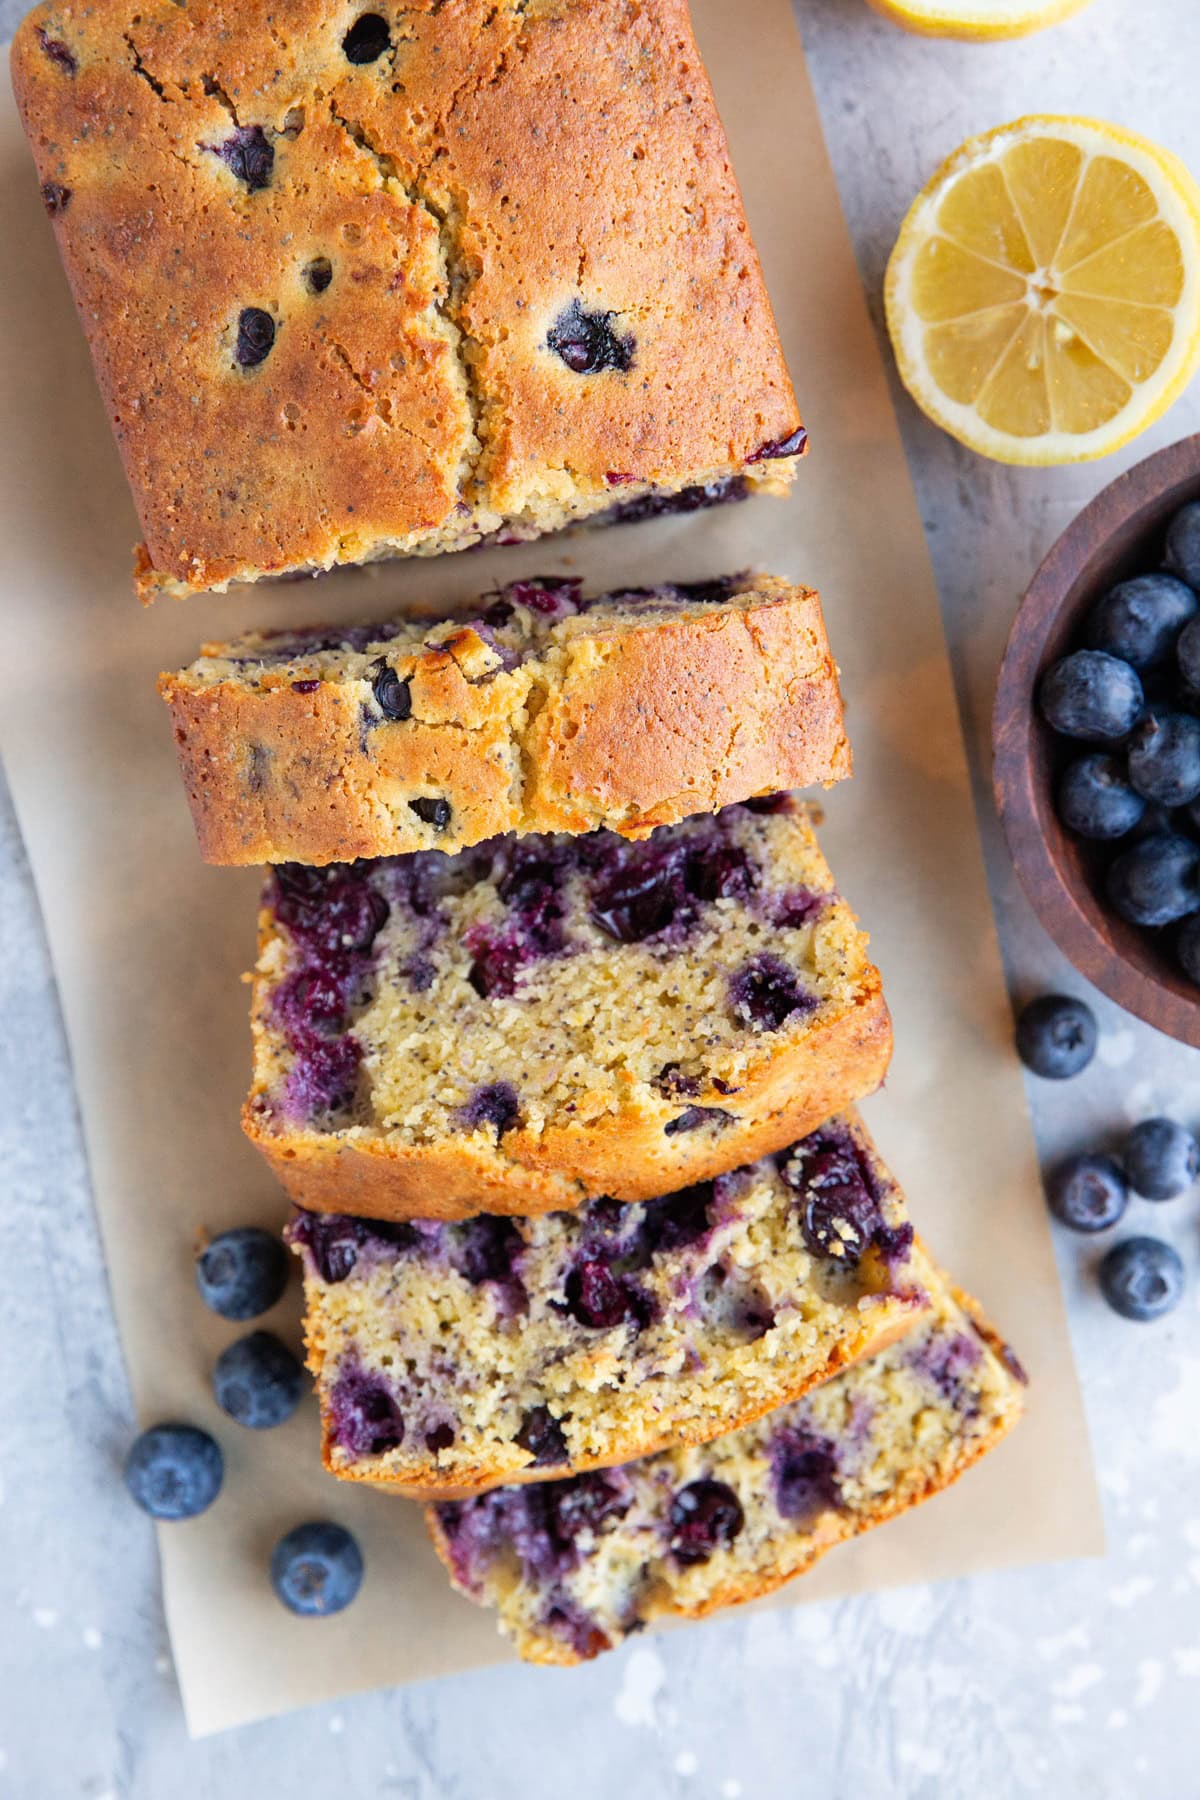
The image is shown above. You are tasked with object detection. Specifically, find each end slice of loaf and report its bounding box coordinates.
[242,797,892,1219]
[426,1260,1027,1662]
[287,1111,926,1499]
[160,575,849,865]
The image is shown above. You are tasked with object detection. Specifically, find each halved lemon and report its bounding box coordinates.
[866,0,1093,39]
[885,117,1200,465]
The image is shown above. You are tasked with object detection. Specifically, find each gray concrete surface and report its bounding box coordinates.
[4,0,1200,1793]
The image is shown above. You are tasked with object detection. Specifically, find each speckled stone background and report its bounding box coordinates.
[3,0,1200,1793]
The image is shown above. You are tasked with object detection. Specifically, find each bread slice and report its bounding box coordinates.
[242,797,892,1219]
[287,1111,926,1500]
[160,575,849,866]
[426,1261,1026,1662]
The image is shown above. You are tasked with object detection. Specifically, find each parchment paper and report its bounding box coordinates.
[0,0,1103,1736]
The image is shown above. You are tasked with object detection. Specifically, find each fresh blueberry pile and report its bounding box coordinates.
[122,1219,365,1617]
[1016,993,1193,1321]
[1038,501,1200,981]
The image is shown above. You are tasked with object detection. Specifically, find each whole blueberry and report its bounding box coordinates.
[1106,833,1200,927]
[1015,994,1097,1080]
[667,1479,745,1565]
[1177,914,1200,985]
[196,1227,289,1320]
[1056,754,1146,840]
[213,1331,304,1429]
[1126,709,1200,806]
[1122,1118,1200,1200]
[1177,614,1200,690]
[1099,1236,1184,1321]
[1164,500,1200,590]
[1085,574,1198,670]
[1038,650,1143,742]
[1046,1154,1128,1233]
[270,1521,364,1616]
[124,1424,224,1520]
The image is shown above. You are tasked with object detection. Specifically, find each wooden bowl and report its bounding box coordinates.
[994,433,1200,1047]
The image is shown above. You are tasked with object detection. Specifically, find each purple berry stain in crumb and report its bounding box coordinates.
[451,1216,526,1298]
[588,827,756,946]
[771,1427,842,1522]
[466,849,566,995]
[284,1032,361,1118]
[783,1127,911,1268]
[668,1479,745,1564]
[910,1330,981,1407]
[425,1422,456,1453]
[206,124,274,191]
[603,476,749,525]
[544,1471,633,1549]
[729,953,813,1032]
[37,25,77,72]
[41,181,71,215]
[329,1364,405,1458]
[632,1182,716,1261]
[235,306,276,368]
[516,1407,569,1467]
[564,1257,654,1331]
[490,577,583,621]
[457,1081,522,1136]
[747,426,807,462]
[547,299,634,374]
[286,1208,419,1285]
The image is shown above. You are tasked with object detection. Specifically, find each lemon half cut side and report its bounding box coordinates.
[866,0,1094,41]
[885,117,1200,466]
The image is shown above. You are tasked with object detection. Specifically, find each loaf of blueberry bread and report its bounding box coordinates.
[160,575,850,866]
[427,1268,1027,1662]
[242,797,892,1218]
[12,0,803,602]
[286,1112,927,1500]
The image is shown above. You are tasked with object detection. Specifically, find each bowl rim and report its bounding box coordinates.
[993,430,1200,1047]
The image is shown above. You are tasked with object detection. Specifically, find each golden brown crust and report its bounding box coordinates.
[160,582,850,865]
[243,979,893,1219]
[12,0,801,600]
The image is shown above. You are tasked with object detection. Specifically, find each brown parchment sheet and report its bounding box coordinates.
[0,0,1103,1737]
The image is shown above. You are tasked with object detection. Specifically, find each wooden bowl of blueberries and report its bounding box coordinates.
[995,433,1200,1047]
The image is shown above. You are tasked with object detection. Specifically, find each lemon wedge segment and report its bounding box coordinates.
[885,117,1200,464]
[866,0,1093,40]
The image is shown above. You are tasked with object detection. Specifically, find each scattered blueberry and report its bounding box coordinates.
[1014,994,1097,1080]
[547,299,634,374]
[1107,833,1200,927]
[41,181,71,216]
[1122,1118,1200,1200]
[667,1479,744,1564]
[235,306,276,368]
[1056,754,1146,840]
[1098,1237,1184,1321]
[1038,649,1143,742]
[425,1423,456,1453]
[213,1330,304,1429]
[371,660,411,720]
[342,13,390,62]
[125,1424,224,1520]
[270,1521,364,1616]
[329,1365,404,1457]
[1085,574,1198,670]
[303,256,333,295]
[1046,1154,1128,1233]
[564,1257,649,1330]
[1164,500,1200,590]
[1126,709,1200,805]
[196,1227,289,1320]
